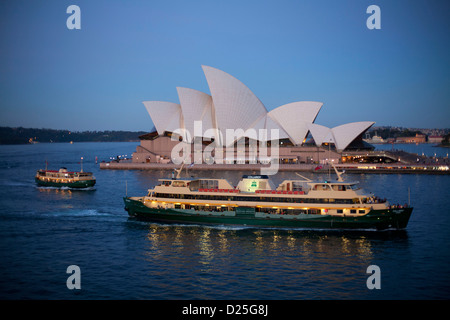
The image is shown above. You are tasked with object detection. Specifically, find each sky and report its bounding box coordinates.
[1,0,449,132]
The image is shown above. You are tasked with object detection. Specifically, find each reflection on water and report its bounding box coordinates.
[143,224,409,265]
[37,187,74,196]
[140,223,410,299]
[198,228,214,269]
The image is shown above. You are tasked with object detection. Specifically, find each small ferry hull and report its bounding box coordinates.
[35,177,96,189]
[123,197,412,230]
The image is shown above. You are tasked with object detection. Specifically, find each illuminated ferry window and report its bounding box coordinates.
[172,181,186,187]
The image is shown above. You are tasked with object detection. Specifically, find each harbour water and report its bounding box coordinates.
[0,142,449,300]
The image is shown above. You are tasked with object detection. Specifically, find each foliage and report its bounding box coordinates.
[441,133,450,146]
[368,127,423,139]
[0,127,147,145]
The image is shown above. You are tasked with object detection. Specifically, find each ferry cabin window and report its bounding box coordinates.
[332,185,346,191]
[172,181,186,187]
[313,184,331,191]
[154,193,355,204]
[292,182,303,192]
[189,180,199,190]
[198,180,219,190]
[257,207,308,215]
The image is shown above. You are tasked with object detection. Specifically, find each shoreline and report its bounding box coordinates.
[99,161,449,174]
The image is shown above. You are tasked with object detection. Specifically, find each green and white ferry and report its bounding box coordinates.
[124,167,412,230]
[35,167,96,188]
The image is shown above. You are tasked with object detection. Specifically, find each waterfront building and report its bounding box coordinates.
[395,133,427,144]
[132,66,375,165]
[428,136,443,144]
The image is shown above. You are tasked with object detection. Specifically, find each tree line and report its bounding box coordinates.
[441,133,450,146]
[0,127,148,145]
[367,127,424,139]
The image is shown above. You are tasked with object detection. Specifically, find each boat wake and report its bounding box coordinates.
[43,208,117,218]
[127,219,253,231]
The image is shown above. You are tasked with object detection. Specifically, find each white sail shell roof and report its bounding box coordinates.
[202,65,268,146]
[143,101,183,136]
[247,114,290,141]
[268,101,323,145]
[332,121,374,151]
[142,66,375,151]
[308,123,334,146]
[176,87,215,141]
[309,121,375,151]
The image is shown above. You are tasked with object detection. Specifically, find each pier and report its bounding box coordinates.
[100,161,449,174]
[100,144,449,174]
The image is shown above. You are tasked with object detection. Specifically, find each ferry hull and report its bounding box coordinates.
[35,177,96,189]
[123,197,412,231]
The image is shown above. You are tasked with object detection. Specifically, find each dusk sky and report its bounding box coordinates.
[1,0,449,132]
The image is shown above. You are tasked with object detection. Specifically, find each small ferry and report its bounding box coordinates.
[124,166,413,230]
[35,167,96,188]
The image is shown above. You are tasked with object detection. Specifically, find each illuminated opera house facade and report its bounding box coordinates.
[132,66,375,165]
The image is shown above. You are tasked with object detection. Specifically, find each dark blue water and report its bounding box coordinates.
[0,142,449,300]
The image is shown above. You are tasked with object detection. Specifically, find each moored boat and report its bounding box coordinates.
[124,166,412,230]
[35,167,96,188]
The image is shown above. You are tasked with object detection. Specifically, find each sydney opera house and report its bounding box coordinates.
[132,66,375,165]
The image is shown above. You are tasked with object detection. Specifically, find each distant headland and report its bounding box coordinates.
[364,126,449,147]
[0,127,147,145]
[1,126,448,147]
